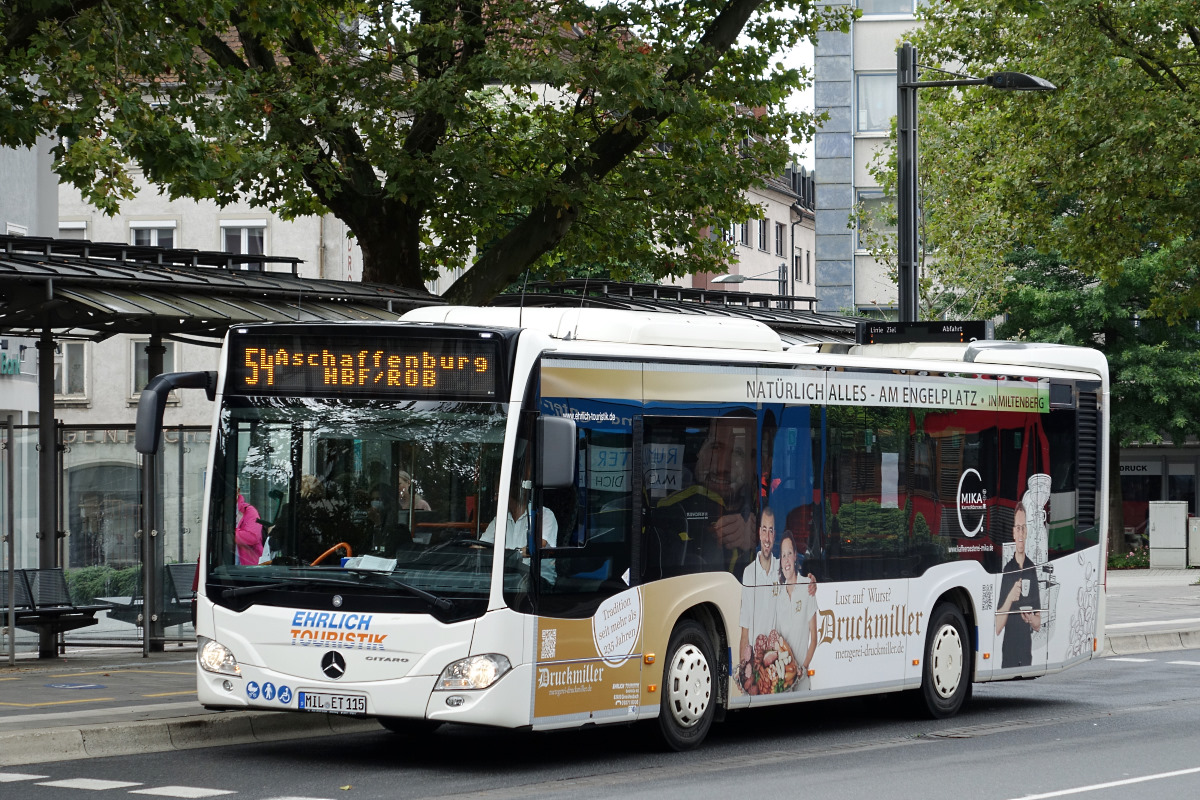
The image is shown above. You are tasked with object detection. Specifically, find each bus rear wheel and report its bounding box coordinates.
[657,619,716,751]
[915,602,971,719]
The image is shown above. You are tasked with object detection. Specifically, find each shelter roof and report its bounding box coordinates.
[0,235,436,341]
[490,280,857,345]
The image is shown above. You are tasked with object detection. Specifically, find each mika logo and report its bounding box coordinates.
[321,650,347,680]
[957,469,987,538]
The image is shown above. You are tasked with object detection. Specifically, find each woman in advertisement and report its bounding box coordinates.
[774,532,819,690]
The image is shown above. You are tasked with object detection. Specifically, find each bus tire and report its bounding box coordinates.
[915,602,971,719]
[657,619,716,751]
[377,717,442,736]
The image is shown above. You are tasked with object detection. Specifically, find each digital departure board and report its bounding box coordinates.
[228,334,500,399]
[856,320,993,345]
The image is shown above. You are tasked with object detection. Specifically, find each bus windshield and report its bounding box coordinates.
[207,397,508,615]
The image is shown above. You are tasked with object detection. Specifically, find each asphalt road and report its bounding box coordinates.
[4,646,1199,800]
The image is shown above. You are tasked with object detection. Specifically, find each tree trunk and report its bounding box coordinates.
[351,200,427,291]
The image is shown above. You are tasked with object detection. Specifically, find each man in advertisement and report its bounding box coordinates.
[996,503,1042,667]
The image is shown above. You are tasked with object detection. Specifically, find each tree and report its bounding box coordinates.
[0,0,853,303]
[996,246,1200,553]
[907,0,1200,322]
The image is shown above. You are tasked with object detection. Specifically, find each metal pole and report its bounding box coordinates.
[897,42,920,322]
[142,336,167,654]
[36,331,57,658]
[6,415,15,667]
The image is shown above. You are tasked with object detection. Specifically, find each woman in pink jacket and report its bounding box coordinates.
[235,493,263,565]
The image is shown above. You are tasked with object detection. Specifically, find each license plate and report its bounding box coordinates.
[297,691,367,714]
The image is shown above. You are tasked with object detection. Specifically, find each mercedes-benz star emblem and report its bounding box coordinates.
[332,594,343,608]
[321,650,347,680]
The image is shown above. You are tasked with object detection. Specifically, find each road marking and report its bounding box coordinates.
[0,697,116,707]
[0,700,201,726]
[1167,660,1200,666]
[142,691,197,698]
[1106,617,1200,629]
[130,786,236,798]
[0,772,49,782]
[1107,657,1154,662]
[262,797,336,800]
[1010,766,1200,799]
[37,778,144,790]
[48,669,193,678]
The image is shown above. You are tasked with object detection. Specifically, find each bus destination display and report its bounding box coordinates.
[229,336,498,399]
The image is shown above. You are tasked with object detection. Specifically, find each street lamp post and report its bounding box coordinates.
[896,41,1055,322]
[713,262,790,307]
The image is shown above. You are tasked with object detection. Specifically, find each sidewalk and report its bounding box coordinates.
[1101,567,1200,654]
[1,568,1197,766]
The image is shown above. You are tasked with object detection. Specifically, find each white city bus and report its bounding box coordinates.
[136,307,1108,750]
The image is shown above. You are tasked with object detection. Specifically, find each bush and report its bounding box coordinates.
[1108,546,1149,570]
[65,564,142,604]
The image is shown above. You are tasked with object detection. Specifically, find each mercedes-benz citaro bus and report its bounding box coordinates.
[134,307,1108,750]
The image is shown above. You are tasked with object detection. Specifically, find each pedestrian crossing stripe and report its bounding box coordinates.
[0,773,49,782]
[38,778,144,790]
[130,787,236,798]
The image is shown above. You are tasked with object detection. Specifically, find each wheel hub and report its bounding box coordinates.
[666,643,711,728]
[930,623,963,699]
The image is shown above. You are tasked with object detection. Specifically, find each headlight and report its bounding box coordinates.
[435,654,511,690]
[198,636,241,677]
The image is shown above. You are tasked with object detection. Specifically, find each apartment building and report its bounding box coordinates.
[813,0,917,316]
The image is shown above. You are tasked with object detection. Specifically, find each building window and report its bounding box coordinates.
[857,73,897,134]
[758,219,769,251]
[220,220,266,257]
[857,190,895,250]
[858,0,920,14]
[807,251,812,284]
[130,220,176,249]
[54,341,88,400]
[739,221,750,246]
[774,222,786,257]
[131,339,177,397]
[59,221,87,240]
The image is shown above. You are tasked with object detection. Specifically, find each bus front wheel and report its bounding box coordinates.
[915,602,971,719]
[657,619,716,751]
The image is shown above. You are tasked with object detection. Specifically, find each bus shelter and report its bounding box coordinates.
[0,233,436,658]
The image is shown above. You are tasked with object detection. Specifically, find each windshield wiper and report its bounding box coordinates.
[222,576,358,600]
[346,569,455,612]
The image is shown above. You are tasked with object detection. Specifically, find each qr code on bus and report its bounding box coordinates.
[540,628,557,660]
[981,582,994,612]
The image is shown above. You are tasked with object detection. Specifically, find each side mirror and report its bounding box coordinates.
[536,416,577,489]
[135,371,217,454]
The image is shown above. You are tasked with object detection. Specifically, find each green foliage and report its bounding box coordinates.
[1107,545,1149,570]
[1,0,854,302]
[64,564,142,605]
[996,246,1200,448]
[907,0,1200,322]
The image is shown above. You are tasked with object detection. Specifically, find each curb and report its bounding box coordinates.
[1101,629,1200,657]
[0,710,380,767]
